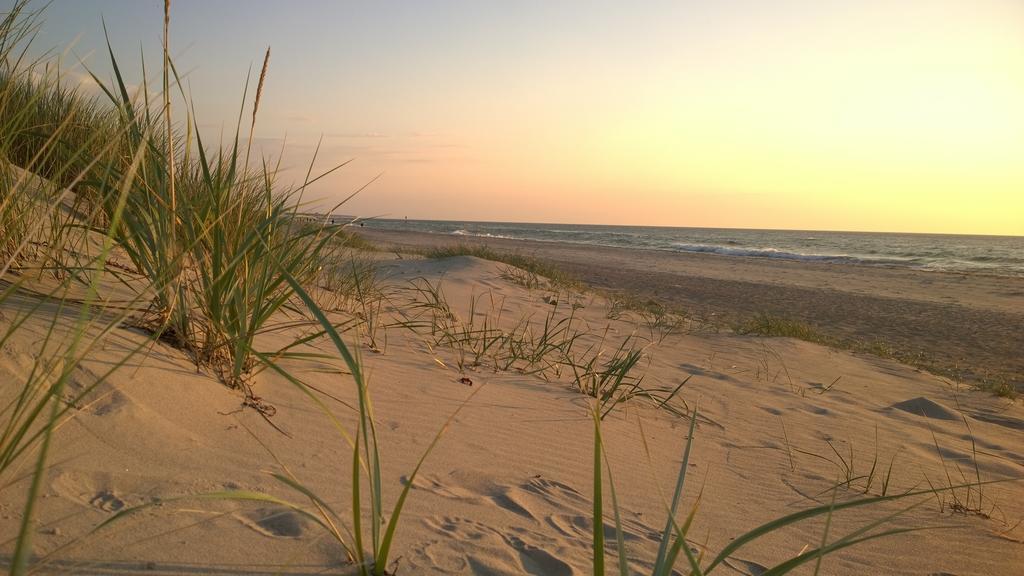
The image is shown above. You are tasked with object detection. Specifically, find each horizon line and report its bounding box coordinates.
[354,216,1024,239]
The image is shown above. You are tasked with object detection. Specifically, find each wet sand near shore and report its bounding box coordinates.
[356,227,1024,387]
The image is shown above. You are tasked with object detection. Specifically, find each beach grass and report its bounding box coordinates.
[0,5,161,573]
[974,377,1018,400]
[736,312,827,343]
[396,276,679,403]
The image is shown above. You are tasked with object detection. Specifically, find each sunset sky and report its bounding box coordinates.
[30,0,1024,235]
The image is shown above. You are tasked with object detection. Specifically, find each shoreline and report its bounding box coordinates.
[356,227,1024,388]
[446,232,1024,281]
[366,218,1023,239]
[360,220,1024,279]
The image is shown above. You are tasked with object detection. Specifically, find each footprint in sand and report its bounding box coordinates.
[520,476,590,508]
[490,489,536,521]
[238,506,310,538]
[506,534,574,576]
[406,472,539,521]
[405,473,484,502]
[91,389,128,416]
[421,516,576,576]
[546,513,660,544]
[89,490,125,512]
[52,471,126,512]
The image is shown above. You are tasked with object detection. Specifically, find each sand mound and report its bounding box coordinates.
[889,396,961,420]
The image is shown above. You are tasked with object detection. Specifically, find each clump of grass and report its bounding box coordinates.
[973,377,1018,400]
[316,250,392,353]
[567,332,689,419]
[400,277,585,378]
[605,291,660,321]
[315,238,379,306]
[499,262,544,290]
[0,57,118,209]
[513,303,583,376]
[0,34,116,271]
[91,69,193,349]
[352,270,391,353]
[790,428,902,497]
[437,291,510,372]
[919,414,1008,521]
[295,270,485,574]
[70,17,349,392]
[736,312,827,343]
[603,291,688,343]
[396,277,691,417]
[857,339,898,358]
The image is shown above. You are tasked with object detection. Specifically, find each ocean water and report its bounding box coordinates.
[361,219,1024,277]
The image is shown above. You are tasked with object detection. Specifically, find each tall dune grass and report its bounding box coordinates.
[0,2,346,571]
[65,17,348,390]
[0,6,158,575]
[1,3,443,573]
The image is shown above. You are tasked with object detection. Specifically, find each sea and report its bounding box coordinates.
[360,219,1024,278]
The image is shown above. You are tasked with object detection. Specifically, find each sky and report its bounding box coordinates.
[21,0,1024,235]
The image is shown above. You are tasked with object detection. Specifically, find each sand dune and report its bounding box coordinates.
[2,255,1022,575]
[357,228,1024,388]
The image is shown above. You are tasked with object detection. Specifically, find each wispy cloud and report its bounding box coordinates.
[327,131,390,139]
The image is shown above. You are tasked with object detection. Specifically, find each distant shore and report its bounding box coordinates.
[357,227,1024,388]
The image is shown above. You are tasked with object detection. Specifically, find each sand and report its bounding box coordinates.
[356,228,1024,388]
[2,249,1022,575]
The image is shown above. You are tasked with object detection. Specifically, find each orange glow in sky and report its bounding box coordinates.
[41,0,1024,235]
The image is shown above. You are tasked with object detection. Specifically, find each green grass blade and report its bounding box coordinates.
[703,479,1016,573]
[594,406,630,576]
[352,426,367,575]
[761,525,957,576]
[93,490,332,534]
[592,402,605,576]
[663,502,702,575]
[653,405,699,576]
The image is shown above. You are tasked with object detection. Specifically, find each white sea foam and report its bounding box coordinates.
[369,219,1024,277]
[668,243,913,266]
[449,229,514,240]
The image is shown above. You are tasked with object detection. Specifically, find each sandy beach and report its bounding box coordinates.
[357,227,1024,389]
[4,250,1023,574]
[4,2,1024,574]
